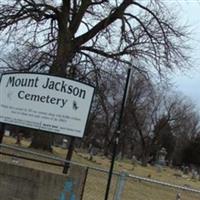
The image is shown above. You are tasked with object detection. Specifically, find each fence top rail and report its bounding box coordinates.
[0,143,110,173]
[128,174,200,194]
[0,143,84,167]
[1,143,200,194]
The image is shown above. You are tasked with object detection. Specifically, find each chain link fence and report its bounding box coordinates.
[123,175,200,200]
[1,144,200,200]
[83,168,200,200]
[83,169,118,200]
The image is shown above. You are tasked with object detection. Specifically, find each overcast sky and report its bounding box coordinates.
[167,1,200,108]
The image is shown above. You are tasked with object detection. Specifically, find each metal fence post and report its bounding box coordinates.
[114,171,128,200]
[80,167,89,200]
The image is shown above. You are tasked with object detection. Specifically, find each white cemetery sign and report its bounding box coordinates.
[0,73,94,138]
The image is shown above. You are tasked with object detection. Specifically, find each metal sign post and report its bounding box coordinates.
[0,123,5,144]
[63,136,75,174]
[104,68,131,200]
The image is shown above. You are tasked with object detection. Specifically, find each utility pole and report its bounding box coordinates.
[104,68,131,200]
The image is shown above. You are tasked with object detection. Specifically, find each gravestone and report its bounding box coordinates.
[157,147,167,166]
[176,193,181,200]
[131,155,138,170]
[131,155,138,166]
[155,147,167,173]
[156,165,162,173]
[62,139,68,149]
[89,147,95,161]
[4,130,10,137]
[191,169,198,180]
[117,152,122,160]
[183,166,189,175]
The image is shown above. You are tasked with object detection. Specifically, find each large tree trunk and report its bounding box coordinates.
[30,12,74,151]
[30,131,54,152]
[141,151,149,167]
[103,127,113,156]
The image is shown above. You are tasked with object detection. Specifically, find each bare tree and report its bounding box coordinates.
[169,94,200,165]
[125,73,156,165]
[0,0,190,150]
[0,45,50,73]
[0,0,189,75]
[82,69,124,155]
[122,78,200,166]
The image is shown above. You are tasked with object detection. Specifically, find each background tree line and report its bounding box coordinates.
[83,70,200,166]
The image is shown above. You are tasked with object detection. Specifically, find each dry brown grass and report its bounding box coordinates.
[1,136,200,200]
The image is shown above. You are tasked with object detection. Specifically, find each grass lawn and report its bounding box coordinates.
[1,136,200,200]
